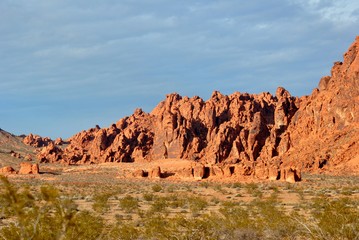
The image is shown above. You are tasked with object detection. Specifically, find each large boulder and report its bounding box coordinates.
[0,166,16,175]
[149,166,162,179]
[18,162,39,174]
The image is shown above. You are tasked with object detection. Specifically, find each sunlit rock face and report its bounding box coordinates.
[36,36,359,179]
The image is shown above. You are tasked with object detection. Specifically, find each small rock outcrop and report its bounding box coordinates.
[193,165,205,179]
[23,134,52,147]
[149,166,162,179]
[37,143,64,163]
[54,137,64,145]
[132,169,145,178]
[18,162,39,174]
[10,151,22,159]
[280,166,301,183]
[0,166,16,175]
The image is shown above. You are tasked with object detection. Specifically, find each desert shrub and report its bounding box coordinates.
[163,214,219,240]
[0,176,104,240]
[245,182,264,198]
[188,196,208,214]
[107,222,140,240]
[340,186,355,196]
[199,182,210,188]
[166,185,176,193]
[92,192,112,213]
[167,194,186,209]
[152,184,163,193]
[310,197,359,239]
[294,186,305,200]
[142,214,173,239]
[247,197,300,239]
[268,184,279,193]
[210,197,220,205]
[231,182,242,189]
[245,182,260,195]
[213,184,228,194]
[219,201,253,235]
[65,210,104,240]
[143,192,154,201]
[119,195,139,213]
[149,197,168,214]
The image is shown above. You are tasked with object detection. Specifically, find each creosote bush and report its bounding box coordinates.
[92,192,112,213]
[119,195,139,213]
[151,184,163,193]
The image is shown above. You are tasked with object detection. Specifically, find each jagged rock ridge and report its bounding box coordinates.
[39,89,297,166]
[31,36,359,176]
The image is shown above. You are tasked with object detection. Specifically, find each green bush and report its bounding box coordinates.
[143,192,154,201]
[107,221,140,240]
[188,196,208,214]
[149,197,168,214]
[151,184,163,193]
[92,192,112,213]
[310,197,359,239]
[0,176,104,240]
[119,195,139,213]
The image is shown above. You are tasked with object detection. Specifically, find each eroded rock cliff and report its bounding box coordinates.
[30,36,359,177]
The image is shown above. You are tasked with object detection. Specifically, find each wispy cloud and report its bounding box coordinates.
[290,0,359,25]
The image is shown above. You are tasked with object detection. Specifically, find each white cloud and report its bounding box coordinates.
[291,0,359,25]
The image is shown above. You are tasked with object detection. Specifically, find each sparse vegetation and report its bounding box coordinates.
[1,174,358,240]
[151,184,163,193]
[119,195,139,213]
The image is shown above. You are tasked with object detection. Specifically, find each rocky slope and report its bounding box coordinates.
[30,36,359,176]
[280,36,359,174]
[0,129,36,167]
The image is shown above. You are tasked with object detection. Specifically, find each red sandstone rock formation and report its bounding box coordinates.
[149,166,161,178]
[37,142,64,163]
[18,162,39,174]
[47,89,296,167]
[36,36,359,179]
[279,36,359,174]
[0,166,16,175]
[280,166,301,183]
[132,169,145,178]
[23,133,52,147]
[176,167,193,179]
[193,165,205,179]
[54,137,64,145]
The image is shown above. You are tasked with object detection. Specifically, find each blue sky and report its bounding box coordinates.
[1,0,358,139]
